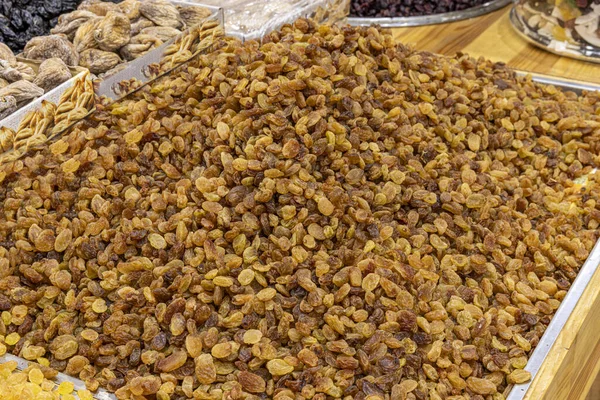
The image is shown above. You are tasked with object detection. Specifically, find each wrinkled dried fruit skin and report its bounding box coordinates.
[0,43,16,66]
[130,17,155,36]
[78,0,120,16]
[0,80,44,103]
[22,35,79,66]
[0,61,33,84]
[140,26,181,42]
[177,5,212,27]
[33,58,72,92]
[118,0,142,20]
[0,18,598,400]
[95,11,131,52]
[51,11,99,40]
[73,17,103,53]
[0,96,17,119]
[238,371,266,393]
[139,0,184,29]
[78,49,121,74]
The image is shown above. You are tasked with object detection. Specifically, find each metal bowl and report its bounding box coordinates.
[509,7,600,64]
[347,0,511,27]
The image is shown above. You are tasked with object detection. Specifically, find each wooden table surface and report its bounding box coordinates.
[390,5,600,84]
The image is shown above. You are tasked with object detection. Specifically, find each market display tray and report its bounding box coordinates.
[0,57,598,399]
[347,0,511,28]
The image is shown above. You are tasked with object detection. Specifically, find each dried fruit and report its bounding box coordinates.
[195,354,216,384]
[51,11,99,40]
[33,58,72,92]
[238,371,266,393]
[177,4,213,27]
[140,26,182,42]
[95,11,131,51]
[140,0,184,29]
[0,18,597,400]
[73,17,103,53]
[78,49,121,74]
[22,35,79,66]
[0,96,17,120]
[0,81,44,103]
[0,43,16,66]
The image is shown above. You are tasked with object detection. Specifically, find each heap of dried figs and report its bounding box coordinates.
[21,0,213,75]
[0,18,598,400]
[0,42,74,120]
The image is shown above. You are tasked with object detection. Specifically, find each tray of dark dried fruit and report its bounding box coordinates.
[0,13,599,400]
[348,0,511,27]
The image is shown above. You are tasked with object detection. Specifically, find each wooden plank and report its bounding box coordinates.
[390,6,600,84]
[522,258,600,400]
[392,8,506,55]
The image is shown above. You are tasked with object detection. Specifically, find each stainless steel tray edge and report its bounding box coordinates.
[507,234,600,400]
[514,70,600,94]
[347,0,511,28]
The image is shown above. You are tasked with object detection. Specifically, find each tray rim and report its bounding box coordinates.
[0,65,598,400]
[346,0,511,28]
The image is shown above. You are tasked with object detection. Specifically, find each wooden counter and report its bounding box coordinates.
[390,6,600,84]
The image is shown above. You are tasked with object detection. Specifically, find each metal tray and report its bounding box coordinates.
[347,0,511,27]
[509,7,600,64]
[0,67,598,400]
[504,73,600,400]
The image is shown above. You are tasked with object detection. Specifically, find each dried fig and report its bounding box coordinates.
[73,17,103,53]
[78,49,121,74]
[13,63,36,82]
[22,35,79,66]
[51,10,98,40]
[0,43,16,66]
[140,0,183,29]
[130,17,155,36]
[120,42,153,61]
[33,58,72,92]
[118,0,141,20]
[140,26,181,42]
[177,5,213,27]
[0,60,27,83]
[78,0,120,16]
[0,96,17,120]
[0,79,8,89]
[94,12,131,52]
[0,81,44,103]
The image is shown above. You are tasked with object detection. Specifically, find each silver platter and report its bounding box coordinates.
[509,7,600,64]
[347,0,511,27]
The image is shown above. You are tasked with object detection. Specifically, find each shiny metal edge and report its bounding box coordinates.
[509,7,600,64]
[347,0,511,27]
[0,353,116,400]
[507,229,600,400]
[516,71,600,94]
